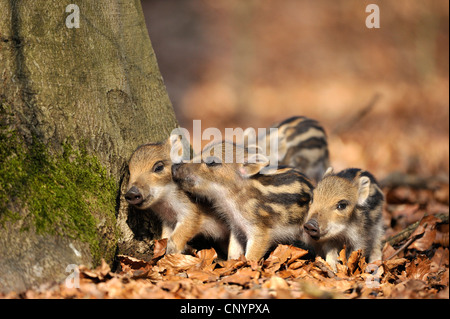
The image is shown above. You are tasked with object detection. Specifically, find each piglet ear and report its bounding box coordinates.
[168,128,192,163]
[323,167,334,178]
[168,134,183,164]
[239,154,269,178]
[169,133,182,147]
[357,176,371,206]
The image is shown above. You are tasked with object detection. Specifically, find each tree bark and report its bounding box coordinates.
[0,0,177,293]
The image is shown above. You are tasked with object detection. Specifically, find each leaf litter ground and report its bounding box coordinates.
[3,183,449,299]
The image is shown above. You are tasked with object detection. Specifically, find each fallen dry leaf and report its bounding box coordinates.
[384,258,407,271]
[434,231,449,247]
[213,258,247,277]
[79,259,111,282]
[262,275,289,290]
[5,184,448,300]
[406,256,432,281]
[195,248,218,271]
[264,244,308,274]
[153,238,168,260]
[186,269,219,283]
[157,253,201,273]
[221,267,260,286]
[347,250,364,275]
[409,215,441,251]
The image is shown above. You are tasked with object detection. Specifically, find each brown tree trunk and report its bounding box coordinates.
[0,0,177,293]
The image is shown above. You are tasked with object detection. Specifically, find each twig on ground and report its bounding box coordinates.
[385,234,421,261]
[383,213,449,247]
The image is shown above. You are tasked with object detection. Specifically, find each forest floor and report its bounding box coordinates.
[3,181,448,299]
[0,0,447,302]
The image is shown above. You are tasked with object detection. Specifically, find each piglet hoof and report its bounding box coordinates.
[166,238,180,255]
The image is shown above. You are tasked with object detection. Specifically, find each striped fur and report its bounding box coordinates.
[302,167,385,270]
[126,138,229,255]
[172,141,314,261]
[271,116,330,183]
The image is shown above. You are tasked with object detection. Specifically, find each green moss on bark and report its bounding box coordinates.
[0,102,118,265]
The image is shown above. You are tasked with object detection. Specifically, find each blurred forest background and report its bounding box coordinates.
[141,0,449,180]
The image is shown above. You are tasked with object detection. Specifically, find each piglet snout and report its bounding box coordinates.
[125,186,144,206]
[304,219,320,240]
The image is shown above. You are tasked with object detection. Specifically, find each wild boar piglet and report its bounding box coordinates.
[125,137,228,255]
[303,167,385,270]
[172,141,314,261]
[246,116,330,183]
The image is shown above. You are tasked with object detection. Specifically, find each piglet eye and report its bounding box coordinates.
[152,161,164,173]
[336,200,348,210]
